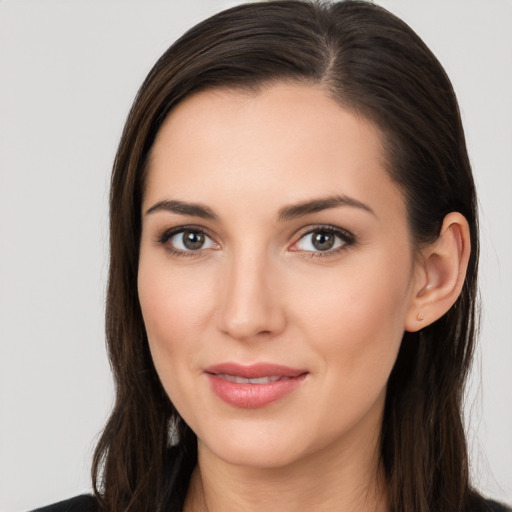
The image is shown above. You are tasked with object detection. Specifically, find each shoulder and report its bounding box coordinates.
[483,499,511,512]
[30,494,98,512]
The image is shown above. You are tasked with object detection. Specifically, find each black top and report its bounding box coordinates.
[30,495,97,512]
[30,493,511,512]
[29,444,510,512]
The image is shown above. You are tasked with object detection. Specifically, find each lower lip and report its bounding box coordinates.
[207,374,307,409]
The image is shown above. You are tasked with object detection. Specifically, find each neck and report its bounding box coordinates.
[183,429,388,512]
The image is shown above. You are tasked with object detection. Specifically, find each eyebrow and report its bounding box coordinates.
[145,199,218,220]
[277,194,375,221]
[145,194,375,221]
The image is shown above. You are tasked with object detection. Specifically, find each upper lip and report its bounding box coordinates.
[204,362,308,379]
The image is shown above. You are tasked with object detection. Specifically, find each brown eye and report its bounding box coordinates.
[311,231,335,251]
[163,228,218,253]
[182,230,205,250]
[292,227,354,254]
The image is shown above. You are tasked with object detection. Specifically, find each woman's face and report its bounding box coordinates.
[138,83,421,469]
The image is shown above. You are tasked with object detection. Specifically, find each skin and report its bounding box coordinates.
[137,83,470,511]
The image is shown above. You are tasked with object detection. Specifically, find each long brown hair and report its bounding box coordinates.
[93,2,484,510]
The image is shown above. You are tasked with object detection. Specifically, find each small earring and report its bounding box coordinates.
[167,417,180,447]
[416,312,425,321]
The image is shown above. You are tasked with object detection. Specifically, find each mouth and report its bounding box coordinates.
[204,363,308,409]
[213,374,285,384]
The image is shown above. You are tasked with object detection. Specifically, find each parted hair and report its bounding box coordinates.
[92,2,486,511]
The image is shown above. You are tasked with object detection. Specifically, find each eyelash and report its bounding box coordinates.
[156,224,357,258]
[157,225,218,258]
[292,225,356,258]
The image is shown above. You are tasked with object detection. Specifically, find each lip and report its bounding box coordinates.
[204,363,308,409]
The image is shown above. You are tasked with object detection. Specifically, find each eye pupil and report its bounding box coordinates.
[312,231,334,251]
[183,231,205,250]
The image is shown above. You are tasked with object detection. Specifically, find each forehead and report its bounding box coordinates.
[150,83,384,163]
[144,83,404,223]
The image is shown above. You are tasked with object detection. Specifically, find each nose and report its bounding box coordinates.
[216,249,286,341]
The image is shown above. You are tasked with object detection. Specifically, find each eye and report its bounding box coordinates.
[292,227,355,254]
[159,227,218,254]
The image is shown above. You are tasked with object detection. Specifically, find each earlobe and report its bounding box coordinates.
[405,212,471,332]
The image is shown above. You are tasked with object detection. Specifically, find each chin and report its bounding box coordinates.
[195,419,311,469]
[196,415,351,472]
[204,439,306,470]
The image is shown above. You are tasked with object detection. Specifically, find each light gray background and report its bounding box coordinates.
[0,1,510,510]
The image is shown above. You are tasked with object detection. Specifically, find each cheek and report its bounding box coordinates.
[137,257,216,377]
[286,257,411,439]
[137,261,221,424]
[291,252,412,373]
[139,240,218,323]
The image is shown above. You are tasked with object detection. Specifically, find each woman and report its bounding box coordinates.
[33,1,509,511]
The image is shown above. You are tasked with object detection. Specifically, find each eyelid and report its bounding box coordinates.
[154,223,356,257]
[156,224,220,256]
[289,224,356,254]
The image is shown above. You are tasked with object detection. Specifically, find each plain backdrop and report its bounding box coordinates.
[0,1,511,510]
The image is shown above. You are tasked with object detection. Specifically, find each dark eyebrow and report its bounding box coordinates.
[278,194,375,221]
[145,199,218,220]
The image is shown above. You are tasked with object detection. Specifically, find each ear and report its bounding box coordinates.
[405,212,471,332]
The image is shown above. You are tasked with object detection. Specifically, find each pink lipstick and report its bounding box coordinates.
[205,363,308,408]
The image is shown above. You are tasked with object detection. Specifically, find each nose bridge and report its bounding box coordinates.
[217,243,284,340]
